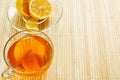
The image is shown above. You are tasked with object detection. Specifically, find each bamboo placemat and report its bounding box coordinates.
[0,0,120,79]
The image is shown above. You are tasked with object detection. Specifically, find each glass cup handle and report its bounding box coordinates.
[1,68,16,80]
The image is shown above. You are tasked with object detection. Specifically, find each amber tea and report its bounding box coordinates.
[7,35,53,73]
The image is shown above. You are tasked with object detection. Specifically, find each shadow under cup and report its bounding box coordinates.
[2,30,54,79]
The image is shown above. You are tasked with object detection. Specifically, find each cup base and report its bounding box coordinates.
[22,16,48,25]
[7,0,63,32]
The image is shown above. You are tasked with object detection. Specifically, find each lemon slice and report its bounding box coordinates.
[14,36,45,62]
[16,0,30,17]
[26,19,39,30]
[29,0,52,20]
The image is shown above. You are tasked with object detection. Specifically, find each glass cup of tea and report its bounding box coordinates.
[7,0,63,32]
[1,30,54,79]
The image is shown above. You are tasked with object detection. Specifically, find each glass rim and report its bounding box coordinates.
[3,30,54,75]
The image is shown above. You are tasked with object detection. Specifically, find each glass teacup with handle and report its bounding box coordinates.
[1,30,54,80]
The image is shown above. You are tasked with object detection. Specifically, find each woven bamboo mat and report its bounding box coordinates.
[0,0,120,79]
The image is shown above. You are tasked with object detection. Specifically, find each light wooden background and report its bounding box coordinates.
[0,0,120,80]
